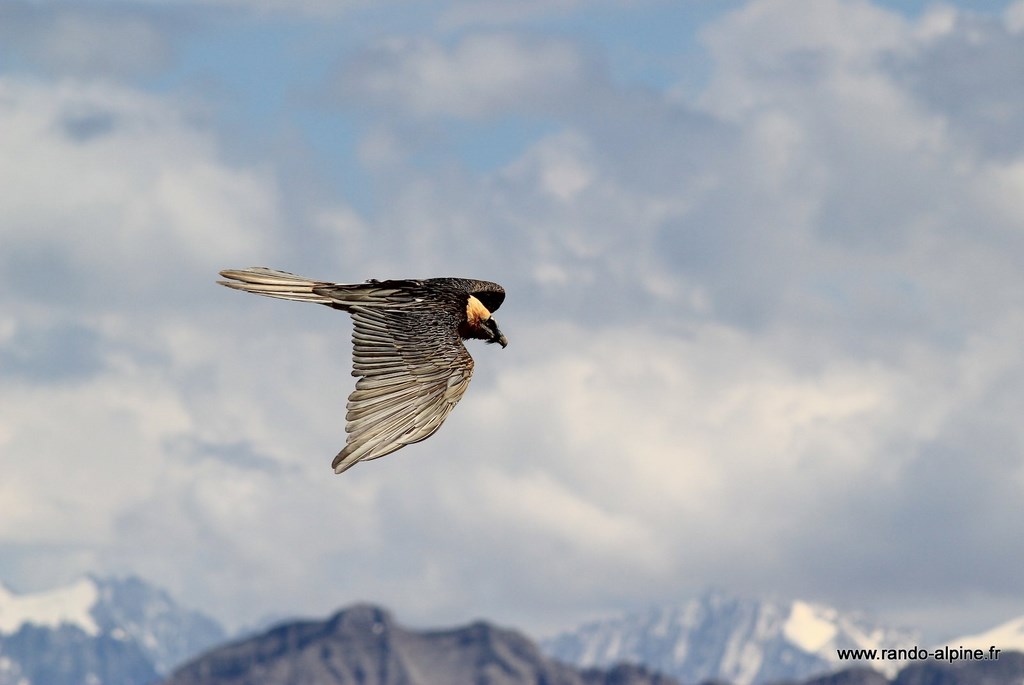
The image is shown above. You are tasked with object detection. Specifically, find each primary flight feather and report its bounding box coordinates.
[218,267,508,473]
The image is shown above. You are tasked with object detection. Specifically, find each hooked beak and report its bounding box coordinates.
[485,318,508,348]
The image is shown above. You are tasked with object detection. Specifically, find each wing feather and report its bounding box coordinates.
[332,302,475,473]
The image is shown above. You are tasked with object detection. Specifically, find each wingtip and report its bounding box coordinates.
[218,268,257,285]
[332,451,358,474]
[218,268,250,280]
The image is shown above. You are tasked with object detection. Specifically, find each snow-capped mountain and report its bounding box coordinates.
[542,589,919,685]
[88,575,227,674]
[0,576,101,635]
[0,575,225,685]
[949,615,1024,655]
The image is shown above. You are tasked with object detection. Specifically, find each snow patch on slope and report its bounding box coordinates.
[951,615,1024,653]
[784,601,838,653]
[0,577,100,635]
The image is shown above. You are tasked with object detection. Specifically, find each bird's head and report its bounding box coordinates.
[480,317,508,348]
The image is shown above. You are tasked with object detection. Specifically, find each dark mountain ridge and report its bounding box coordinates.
[162,604,678,685]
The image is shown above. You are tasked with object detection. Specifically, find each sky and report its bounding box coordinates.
[2,0,1024,646]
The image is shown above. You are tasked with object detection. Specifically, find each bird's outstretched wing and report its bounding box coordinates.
[332,300,475,473]
[218,267,483,473]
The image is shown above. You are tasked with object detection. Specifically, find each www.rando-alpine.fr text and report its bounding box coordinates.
[837,646,1001,663]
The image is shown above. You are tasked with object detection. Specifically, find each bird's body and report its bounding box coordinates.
[218,267,507,473]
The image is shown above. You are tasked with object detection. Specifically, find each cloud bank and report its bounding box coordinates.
[2,0,1023,642]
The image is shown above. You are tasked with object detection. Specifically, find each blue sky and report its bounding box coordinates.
[2,0,1024,646]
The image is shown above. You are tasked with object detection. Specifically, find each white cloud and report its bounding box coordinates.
[0,74,293,601]
[11,0,373,15]
[0,77,281,313]
[891,5,1024,159]
[701,0,907,96]
[0,5,174,79]
[1008,0,1024,32]
[438,0,585,30]
[335,33,595,118]
[506,130,595,202]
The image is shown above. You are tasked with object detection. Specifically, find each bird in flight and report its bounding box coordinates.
[218,267,508,473]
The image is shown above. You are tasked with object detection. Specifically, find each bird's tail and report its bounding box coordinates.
[218,267,334,304]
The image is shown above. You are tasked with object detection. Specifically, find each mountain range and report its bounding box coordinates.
[0,575,225,685]
[2,576,1024,685]
[162,603,676,685]
[161,604,1024,685]
[542,589,920,685]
